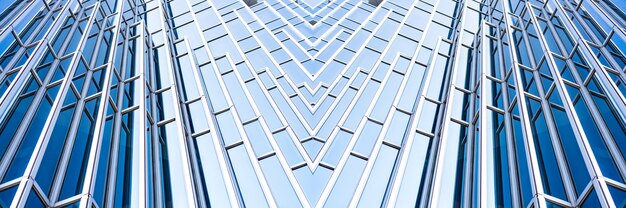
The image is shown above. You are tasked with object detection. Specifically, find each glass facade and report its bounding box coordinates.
[0,0,625,207]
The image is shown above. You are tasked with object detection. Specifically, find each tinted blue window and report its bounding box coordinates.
[581,188,601,208]
[2,99,52,183]
[94,117,113,206]
[0,185,17,207]
[114,111,137,207]
[227,145,269,208]
[572,95,623,182]
[591,94,626,160]
[550,106,590,196]
[157,122,189,207]
[493,113,512,207]
[59,109,96,200]
[35,106,75,195]
[324,156,367,207]
[513,117,533,205]
[23,189,45,208]
[529,108,567,200]
[608,185,626,207]
[0,94,34,150]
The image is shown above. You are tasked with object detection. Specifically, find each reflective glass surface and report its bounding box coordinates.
[0,0,624,207]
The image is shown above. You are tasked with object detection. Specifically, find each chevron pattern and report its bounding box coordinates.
[194,0,464,207]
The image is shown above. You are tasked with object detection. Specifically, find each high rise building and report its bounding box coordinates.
[0,0,625,207]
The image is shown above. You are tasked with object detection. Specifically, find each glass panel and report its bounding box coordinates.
[324,156,367,207]
[568,85,624,182]
[590,94,626,160]
[0,93,35,158]
[489,111,512,207]
[608,185,626,207]
[436,121,468,207]
[513,117,533,205]
[546,201,567,208]
[60,201,80,208]
[176,54,200,100]
[3,98,52,183]
[357,145,398,207]
[94,117,113,206]
[186,100,209,133]
[353,121,382,157]
[156,89,176,121]
[395,133,431,207]
[527,102,567,200]
[214,111,242,146]
[243,121,272,157]
[114,111,140,208]
[157,122,190,207]
[59,108,97,199]
[581,188,601,208]
[192,134,231,208]
[227,145,269,207]
[24,189,45,208]
[259,156,301,207]
[0,185,17,207]
[370,72,403,120]
[222,72,255,121]
[36,106,75,195]
[417,101,440,133]
[550,106,590,196]
[384,111,410,145]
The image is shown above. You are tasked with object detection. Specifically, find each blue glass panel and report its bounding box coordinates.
[590,94,626,160]
[0,185,17,207]
[528,104,567,200]
[513,117,533,205]
[395,133,431,207]
[94,117,113,206]
[0,33,17,56]
[176,54,200,100]
[157,122,190,207]
[550,106,590,196]
[215,111,242,146]
[60,201,80,208]
[492,112,512,207]
[114,112,137,208]
[2,99,52,183]
[227,145,269,207]
[513,31,531,66]
[52,25,71,53]
[124,39,137,79]
[156,89,175,121]
[18,14,43,40]
[192,133,231,208]
[243,121,273,156]
[259,156,302,207]
[0,93,34,146]
[24,189,45,208]
[186,100,209,133]
[417,101,440,133]
[581,188,601,208]
[353,121,382,157]
[95,31,112,66]
[36,106,75,195]
[608,185,626,207]
[569,88,623,182]
[357,145,398,207]
[546,201,566,208]
[324,156,367,207]
[59,108,96,200]
[222,72,256,121]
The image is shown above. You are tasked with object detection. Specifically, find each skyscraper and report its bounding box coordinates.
[0,0,625,207]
